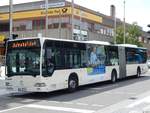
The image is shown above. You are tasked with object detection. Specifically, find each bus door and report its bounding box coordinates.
[118,46,126,78]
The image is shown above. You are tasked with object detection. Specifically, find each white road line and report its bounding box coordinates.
[50,101,60,104]
[0,105,26,113]
[127,96,150,108]
[143,105,150,112]
[62,102,74,105]
[76,103,88,106]
[91,104,104,107]
[105,91,136,95]
[26,104,95,113]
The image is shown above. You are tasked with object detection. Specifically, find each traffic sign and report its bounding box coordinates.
[40,2,65,8]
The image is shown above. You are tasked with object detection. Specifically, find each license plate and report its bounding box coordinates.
[7,87,13,91]
[18,88,27,92]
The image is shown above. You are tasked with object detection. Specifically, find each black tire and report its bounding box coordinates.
[68,76,78,92]
[136,68,141,78]
[111,70,117,83]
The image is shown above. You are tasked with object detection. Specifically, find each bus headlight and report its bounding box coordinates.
[5,82,12,86]
[34,83,46,87]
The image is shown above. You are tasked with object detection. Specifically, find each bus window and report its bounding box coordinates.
[7,49,40,76]
[81,50,87,67]
[87,44,106,67]
[105,46,118,66]
[73,50,81,68]
[135,49,147,64]
[46,48,55,75]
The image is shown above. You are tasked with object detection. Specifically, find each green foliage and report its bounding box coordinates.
[114,23,143,47]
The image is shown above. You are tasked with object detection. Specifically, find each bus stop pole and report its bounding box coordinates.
[9,0,13,40]
[71,0,74,40]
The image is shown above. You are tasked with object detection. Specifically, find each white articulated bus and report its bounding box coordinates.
[5,37,148,93]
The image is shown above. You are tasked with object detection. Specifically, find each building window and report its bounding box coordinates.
[103,29,106,35]
[100,28,104,34]
[144,39,147,43]
[61,23,67,28]
[53,23,59,29]
[13,20,32,31]
[32,19,45,30]
[0,23,9,32]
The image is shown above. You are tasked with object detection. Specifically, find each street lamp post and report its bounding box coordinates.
[79,6,83,41]
[123,0,126,44]
[45,0,48,37]
[71,0,74,40]
[9,0,13,40]
[59,10,62,39]
[114,12,117,44]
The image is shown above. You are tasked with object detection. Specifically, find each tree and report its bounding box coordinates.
[115,23,143,47]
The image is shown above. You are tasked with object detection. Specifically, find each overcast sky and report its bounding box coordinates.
[0,0,150,31]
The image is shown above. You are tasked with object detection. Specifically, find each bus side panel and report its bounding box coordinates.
[126,64,138,76]
[42,69,82,91]
[79,66,119,86]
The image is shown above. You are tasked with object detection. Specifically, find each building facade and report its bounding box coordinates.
[0,0,149,58]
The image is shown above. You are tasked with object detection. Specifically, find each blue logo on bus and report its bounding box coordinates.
[87,65,105,75]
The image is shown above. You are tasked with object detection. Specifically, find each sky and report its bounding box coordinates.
[0,0,150,31]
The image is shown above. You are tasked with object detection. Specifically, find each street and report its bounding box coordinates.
[0,71,149,113]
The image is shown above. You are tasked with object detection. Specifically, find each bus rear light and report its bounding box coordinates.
[34,83,46,87]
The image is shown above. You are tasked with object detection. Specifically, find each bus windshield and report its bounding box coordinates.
[7,49,40,76]
[6,39,41,77]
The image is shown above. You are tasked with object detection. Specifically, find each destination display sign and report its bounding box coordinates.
[8,39,40,49]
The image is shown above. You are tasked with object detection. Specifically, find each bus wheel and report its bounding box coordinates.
[136,68,141,78]
[68,75,78,92]
[111,70,117,83]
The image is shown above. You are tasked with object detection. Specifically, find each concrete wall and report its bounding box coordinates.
[88,31,113,43]
[11,28,72,40]
[0,29,113,42]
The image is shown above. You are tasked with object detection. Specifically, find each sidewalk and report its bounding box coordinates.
[96,90,150,113]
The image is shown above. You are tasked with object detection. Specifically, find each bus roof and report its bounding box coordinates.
[8,37,111,45]
[85,40,110,45]
[116,44,147,49]
[116,44,138,48]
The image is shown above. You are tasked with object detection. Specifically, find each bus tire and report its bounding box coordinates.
[111,70,117,83]
[68,74,78,92]
[136,67,141,78]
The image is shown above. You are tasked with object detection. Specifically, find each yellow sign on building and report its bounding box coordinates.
[0,7,103,23]
[0,35,5,42]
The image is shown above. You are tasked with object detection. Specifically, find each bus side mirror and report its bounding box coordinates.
[12,34,18,39]
[4,38,9,47]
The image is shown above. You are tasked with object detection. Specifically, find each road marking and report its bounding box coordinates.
[105,91,136,95]
[91,104,104,107]
[63,102,74,105]
[50,101,60,104]
[26,104,95,113]
[143,105,150,112]
[76,103,88,106]
[127,96,150,108]
[128,110,139,113]
[0,105,26,113]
